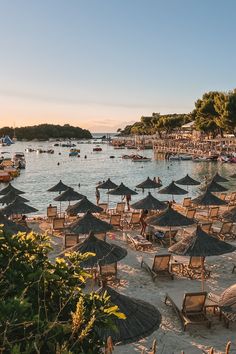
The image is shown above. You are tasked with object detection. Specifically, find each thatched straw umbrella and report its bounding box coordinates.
[159,181,188,201]
[96,285,161,344]
[175,174,200,191]
[219,284,236,313]
[0,212,28,235]
[67,231,127,267]
[97,178,118,204]
[131,192,166,211]
[136,177,162,190]
[67,196,103,215]
[203,180,228,193]
[108,183,137,196]
[0,183,25,195]
[2,200,38,217]
[0,191,29,205]
[222,206,236,222]
[47,180,69,193]
[147,204,195,245]
[169,225,236,290]
[212,172,229,183]
[54,187,84,215]
[192,189,228,206]
[97,178,117,190]
[69,210,113,235]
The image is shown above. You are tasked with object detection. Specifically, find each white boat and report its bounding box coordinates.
[13,152,26,169]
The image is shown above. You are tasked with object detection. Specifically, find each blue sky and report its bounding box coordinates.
[0,0,235,132]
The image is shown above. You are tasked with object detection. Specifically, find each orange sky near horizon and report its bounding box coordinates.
[0,95,191,133]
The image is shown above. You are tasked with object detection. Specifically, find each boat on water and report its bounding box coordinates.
[0,171,12,183]
[0,135,14,146]
[93,146,102,152]
[13,152,26,169]
[69,148,80,157]
[169,154,192,161]
[132,155,151,162]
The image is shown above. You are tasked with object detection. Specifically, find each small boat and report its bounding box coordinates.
[114,146,125,149]
[0,172,12,183]
[93,146,102,152]
[69,149,79,156]
[169,155,180,161]
[13,152,26,169]
[132,156,151,162]
[180,155,192,161]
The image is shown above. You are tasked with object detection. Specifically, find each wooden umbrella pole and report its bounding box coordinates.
[201,256,205,291]
[60,202,61,217]
[169,226,172,246]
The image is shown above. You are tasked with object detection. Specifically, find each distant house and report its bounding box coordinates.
[181,121,195,131]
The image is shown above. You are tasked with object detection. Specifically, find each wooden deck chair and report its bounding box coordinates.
[128,212,140,229]
[208,207,219,220]
[200,222,212,233]
[52,217,65,234]
[98,263,119,284]
[64,233,80,248]
[141,254,174,281]
[220,193,227,201]
[47,205,57,220]
[172,256,210,279]
[116,202,126,214]
[165,291,211,331]
[183,197,192,208]
[229,192,236,205]
[95,232,106,241]
[127,233,152,251]
[212,222,234,240]
[185,208,196,219]
[98,203,108,214]
[109,214,122,229]
[153,229,178,247]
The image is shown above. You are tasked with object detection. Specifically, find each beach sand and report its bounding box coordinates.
[30,220,236,354]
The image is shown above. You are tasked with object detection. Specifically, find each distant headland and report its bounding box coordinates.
[0,124,92,141]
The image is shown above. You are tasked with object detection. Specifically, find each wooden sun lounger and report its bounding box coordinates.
[98,263,119,285]
[206,292,236,328]
[172,256,211,279]
[127,212,141,229]
[141,254,174,281]
[64,233,80,248]
[152,229,178,247]
[211,222,234,240]
[165,291,211,331]
[127,233,152,251]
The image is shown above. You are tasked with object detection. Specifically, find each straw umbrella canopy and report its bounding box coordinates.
[222,206,236,222]
[212,172,229,183]
[169,225,236,290]
[0,183,25,195]
[159,181,188,201]
[147,204,195,245]
[219,284,236,313]
[67,231,127,267]
[97,178,118,190]
[136,177,162,190]
[47,180,69,192]
[2,200,38,217]
[108,183,137,196]
[97,178,118,204]
[69,211,113,234]
[67,196,103,215]
[54,187,84,203]
[96,285,161,344]
[0,191,29,205]
[192,189,228,206]
[175,174,200,186]
[203,180,228,193]
[0,212,28,235]
[131,192,166,211]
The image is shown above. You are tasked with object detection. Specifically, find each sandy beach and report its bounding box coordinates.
[30,219,236,354]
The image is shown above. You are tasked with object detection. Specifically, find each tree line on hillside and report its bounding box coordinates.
[0,124,92,140]
[118,89,236,138]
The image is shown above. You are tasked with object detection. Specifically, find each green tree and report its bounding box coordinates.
[0,229,124,354]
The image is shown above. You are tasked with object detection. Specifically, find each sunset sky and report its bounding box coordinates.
[0,0,236,132]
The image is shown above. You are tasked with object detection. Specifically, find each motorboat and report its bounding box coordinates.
[132,155,151,162]
[13,152,26,169]
[93,146,102,152]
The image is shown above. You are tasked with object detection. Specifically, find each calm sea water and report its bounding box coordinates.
[1,139,236,215]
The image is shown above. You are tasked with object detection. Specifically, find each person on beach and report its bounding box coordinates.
[95,187,100,205]
[140,209,148,235]
[123,194,131,211]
